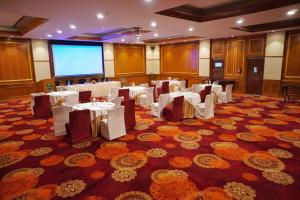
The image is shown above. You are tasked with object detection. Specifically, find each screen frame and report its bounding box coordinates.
[49,40,105,78]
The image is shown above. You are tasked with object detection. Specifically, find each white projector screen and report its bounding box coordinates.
[51,43,104,77]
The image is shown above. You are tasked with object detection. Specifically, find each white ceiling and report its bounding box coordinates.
[0,0,300,42]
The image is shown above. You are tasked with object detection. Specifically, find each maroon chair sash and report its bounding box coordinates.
[33,95,52,118]
[65,109,92,144]
[79,91,91,103]
[161,81,169,94]
[121,99,136,130]
[162,96,184,122]
[118,89,130,101]
[199,90,207,103]
[204,85,212,95]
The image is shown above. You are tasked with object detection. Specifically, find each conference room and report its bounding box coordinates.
[0,0,300,199]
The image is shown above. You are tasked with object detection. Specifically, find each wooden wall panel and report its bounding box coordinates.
[247,38,265,57]
[211,41,225,58]
[225,40,235,76]
[0,38,36,100]
[114,44,146,76]
[283,31,300,82]
[235,40,245,76]
[160,43,198,75]
[262,80,280,96]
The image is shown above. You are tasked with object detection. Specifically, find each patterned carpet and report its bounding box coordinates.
[0,95,300,200]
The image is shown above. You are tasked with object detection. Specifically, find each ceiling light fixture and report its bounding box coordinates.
[188,27,194,32]
[145,0,152,2]
[97,13,104,19]
[154,33,158,37]
[231,35,234,37]
[287,9,298,16]
[151,21,157,27]
[236,19,244,24]
[121,38,125,42]
[272,30,276,32]
[47,34,52,38]
[69,24,76,29]
[57,30,63,34]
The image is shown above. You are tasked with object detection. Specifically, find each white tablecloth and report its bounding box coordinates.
[152,80,185,89]
[56,81,121,97]
[48,91,78,106]
[169,92,200,107]
[122,86,146,98]
[191,84,223,94]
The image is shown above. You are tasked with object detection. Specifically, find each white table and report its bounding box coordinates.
[191,84,223,94]
[56,81,121,97]
[72,102,115,137]
[169,92,201,107]
[152,80,186,89]
[122,86,146,98]
[48,91,78,106]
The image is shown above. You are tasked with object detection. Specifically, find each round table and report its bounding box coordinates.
[123,86,146,98]
[169,92,200,107]
[73,102,115,137]
[48,91,78,106]
[191,84,223,94]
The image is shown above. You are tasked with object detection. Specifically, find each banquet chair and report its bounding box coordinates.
[213,80,219,85]
[65,93,79,106]
[191,84,198,93]
[151,93,170,117]
[217,84,233,103]
[52,105,72,136]
[110,96,124,107]
[121,99,136,130]
[204,85,212,94]
[118,89,130,101]
[65,109,92,144]
[179,80,186,90]
[33,95,52,118]
[139,87,154,106]
[101,106,126,140]
[184,79,189,89]
[199,90,207,103]
[162,96,184,122]
[140,83,148,87]
[79,91,91,103]
[161,81,169,94]
[195,94,215,119]
[108,88,119,101]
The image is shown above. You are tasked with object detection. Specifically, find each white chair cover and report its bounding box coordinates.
[101,106,126,140]
[110,96,124,107]
[52,105,72,136]
[217,84,233,103]
[150,93,170,117]
[179,80,186,90]
[140,83,148,88]
[108,88,119,101]
[195,94,215,119]
[191,84,198,93]
[64,93,79,106]
[139,87,154,107]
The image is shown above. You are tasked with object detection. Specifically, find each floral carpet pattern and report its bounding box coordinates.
[0,95,300,200]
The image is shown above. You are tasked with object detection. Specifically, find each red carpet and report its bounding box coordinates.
[0,95,300,200]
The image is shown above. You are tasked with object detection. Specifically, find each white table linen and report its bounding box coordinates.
[191,84,223,94]
[56,81,121,97]
[48,91,78,106]
[168,92,201,108]
[152,80,186,89]
[122,86,146,98]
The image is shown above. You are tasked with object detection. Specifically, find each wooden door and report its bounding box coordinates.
[211,59,224,80]
[246,58,264,95]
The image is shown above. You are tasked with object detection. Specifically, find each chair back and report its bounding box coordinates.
[161,81,169,94]
[225,84,233,102]
[184,79,189,88]
[66,109,92,144]
[33,95,51,118]
[199,90,207,103]
[107,106,125,126]
[140,83,148,87]
[118,89,130,101]
[110,96,124,107]
[65,93,79,106]
[79,91,91,103]
[213,80,219,85]
[158,94,170,115]
[191,84,198,93]
[52,105,72,136]
[121,99,136,129]
[204,94,215,118]
[173,96,184,119]
[204,85,212,94]
[110,88,119,98]
[145,87,154,104]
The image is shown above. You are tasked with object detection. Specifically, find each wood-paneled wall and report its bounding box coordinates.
[282,30,300,83]
[0,38,36,99]
[114,44,146,76]
[160,42,199,75]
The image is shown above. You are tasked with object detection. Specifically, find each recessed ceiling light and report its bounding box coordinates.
[97,13,104,19]
[154,33,158,37]
[231,35,234,37]
[69,24,76,29]
[10,35,13,37]
[47,34,52,38]
[287,9,298,16]
[151,21,157,27]
[121,38,125,42]
[57,30,63,34]
[236,19,244,24]
[188,27,194,32]
[272,30,276,32]
[145,0,152,2]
